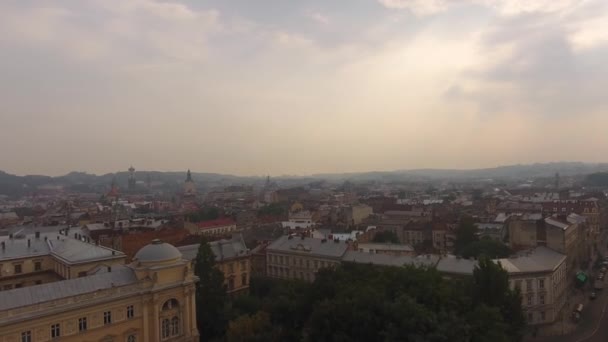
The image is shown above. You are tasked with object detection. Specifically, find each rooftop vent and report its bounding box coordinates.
[35,231,40,239]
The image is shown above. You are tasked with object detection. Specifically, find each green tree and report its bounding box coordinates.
[226,311,279,342]
[461,239,512,259]
[372,230,400,244]
[455,217,478,255]
[472,256,525,342]
[194,237,227,340]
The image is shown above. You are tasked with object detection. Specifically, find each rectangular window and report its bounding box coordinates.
[35,280,42,285]
[528,312,533,322]
[242,273,248,286]
[539,279,545,289]
[299,259,303,267]
[104,311,112,325]
[78,317,87,332]
[540,311,546,321]
[14,264,22,274]
[515,280,522,291]
[306,260,310,269]
[314,260,318,269]
[51,324,61,339]
[34,262,42,271]
[540,295,545,305]
[228,278,235,290]
[526,280,532,291]
[21,331,32,342]
[241,260,246,270]
[527,294,533,306]
[127,305,134,319]
[228,263,234,273]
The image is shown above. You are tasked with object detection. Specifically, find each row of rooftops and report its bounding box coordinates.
[265,234,566,276]
[0,227,125,264]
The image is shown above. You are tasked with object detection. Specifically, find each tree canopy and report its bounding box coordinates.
[194,237,227,341]
[372,230,400,244]
[217,262,524,342]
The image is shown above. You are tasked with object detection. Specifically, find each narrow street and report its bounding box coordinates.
[529,230,608,342]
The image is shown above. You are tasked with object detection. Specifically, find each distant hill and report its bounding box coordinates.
[1,162,608,198]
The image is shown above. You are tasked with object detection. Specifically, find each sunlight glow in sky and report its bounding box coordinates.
[1,0,607,176]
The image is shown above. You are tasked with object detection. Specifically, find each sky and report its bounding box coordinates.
[1,0,608,176]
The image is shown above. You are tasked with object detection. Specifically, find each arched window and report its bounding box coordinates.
[171,316,180,336]
[162,299,179,311]
[161,319,170,339]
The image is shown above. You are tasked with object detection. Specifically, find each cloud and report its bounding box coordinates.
[308,12,329,25]
[445,3,608,118]
[377,0,582,16]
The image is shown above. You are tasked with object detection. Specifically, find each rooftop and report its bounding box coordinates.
[436,256,478,275]
[0,266,137,312]
[498,246,566,274]
[342,251,438,267]
[0,232,124,264]
[197,218,236,229]
[178,235,249,262]
[267,235,349,258]
[357,242,414,252]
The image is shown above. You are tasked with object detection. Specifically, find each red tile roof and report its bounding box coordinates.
[197,218,236,229]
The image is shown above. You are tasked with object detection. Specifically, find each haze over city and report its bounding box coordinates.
[1,0,608,176]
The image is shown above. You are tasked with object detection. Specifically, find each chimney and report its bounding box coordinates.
[44,236,48,241]
[1,241,5,250]
[9,234,13,239]
[112,251,116,255]
[27,239,31,247]
[57,236,60,240]
[74,233,77,239]
[35,231,40,239]
[107,266,112,272]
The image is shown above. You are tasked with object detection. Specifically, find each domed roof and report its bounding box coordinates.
[134,239,182,264]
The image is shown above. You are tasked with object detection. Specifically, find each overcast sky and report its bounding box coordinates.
[1,0,607,176]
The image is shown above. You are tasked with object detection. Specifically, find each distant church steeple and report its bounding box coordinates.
[186,169,193,182]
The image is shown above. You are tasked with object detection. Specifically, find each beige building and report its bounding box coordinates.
[499,247,568,326]
[0,230,125,291]
[0,239,199,342]
[178,235,251,296]
[355,242,415,257]
[266,235,348,282]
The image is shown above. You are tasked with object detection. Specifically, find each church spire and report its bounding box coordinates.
[186,169,192,182]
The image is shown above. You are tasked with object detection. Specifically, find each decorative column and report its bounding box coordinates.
[152,294,160,341]
[142,297,150,342]
[190,287,198,337]
[183,287,192,337]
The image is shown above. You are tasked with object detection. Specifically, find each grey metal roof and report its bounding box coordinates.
[51,238,124,263]
[436,256,478,275]
[342,251,437,267]
[498,246,566,274]
[0,232,124,263]
[267,235,349,258]
[134,240,182,263]
[177,235,249,262]
[0,266,137,312]
[357,243,414,252]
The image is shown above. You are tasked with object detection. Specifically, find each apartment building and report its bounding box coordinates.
[178,235,251,296]
[499,246,568,326]
[266,235,349,282]
[0,230,126,291]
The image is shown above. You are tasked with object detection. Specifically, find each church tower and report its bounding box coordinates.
[128,166,136,191]
[183,170,196,198]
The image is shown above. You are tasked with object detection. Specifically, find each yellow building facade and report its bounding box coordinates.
[0,239,199,342]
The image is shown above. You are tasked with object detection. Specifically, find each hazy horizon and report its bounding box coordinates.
[3,160,608,178]
[2,0,608,176]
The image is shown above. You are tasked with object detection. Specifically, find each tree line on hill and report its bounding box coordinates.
[192,238,525,342]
